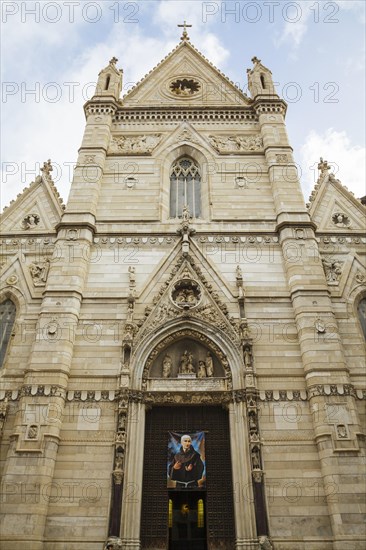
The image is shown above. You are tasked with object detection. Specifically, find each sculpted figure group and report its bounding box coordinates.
[161,350,215,378]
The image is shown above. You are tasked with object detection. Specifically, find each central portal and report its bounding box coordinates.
[169,492,207,550]
[140,406,235,550]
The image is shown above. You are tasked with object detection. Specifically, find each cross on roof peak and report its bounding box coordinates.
[178,20,192,41]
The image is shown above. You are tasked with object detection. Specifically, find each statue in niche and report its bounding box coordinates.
[179,350,195,375]
[243,345,252,369]
[197,361,207,378]
[162,354,173,378]
[205,351,214,377]
[251,447,261,469]
[172,279,200,308]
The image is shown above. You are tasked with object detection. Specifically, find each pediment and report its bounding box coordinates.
[134,246,240,349]
[309,174,366,232]
[0,255,38,302]
[122,41,250,108]
[0,172,64,235]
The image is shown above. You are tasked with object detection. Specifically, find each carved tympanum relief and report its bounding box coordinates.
[149,338,225,379]
[170,78,200,96]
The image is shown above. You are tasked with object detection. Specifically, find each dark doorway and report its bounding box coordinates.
[169,491,207,550]
[140,406,235,550]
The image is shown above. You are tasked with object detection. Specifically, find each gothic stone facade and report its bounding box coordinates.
[0,38,365,550]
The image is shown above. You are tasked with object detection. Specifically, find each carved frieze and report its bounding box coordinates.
[109,134,162,154]
[209,134,263,153]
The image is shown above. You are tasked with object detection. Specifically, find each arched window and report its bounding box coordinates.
[170,158,201,218]
[0,299,16,368]
[105,74,111,90]
[357,297,366,340]
[260,74,266,89]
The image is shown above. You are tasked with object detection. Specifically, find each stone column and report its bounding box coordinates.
[121,400,146,550]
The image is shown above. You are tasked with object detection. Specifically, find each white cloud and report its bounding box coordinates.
[300,128,366,200]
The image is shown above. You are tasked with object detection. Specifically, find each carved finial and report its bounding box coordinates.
[318,157,330,175]
[40,159,53,176]
[251,56,261,65]
[178,20,192,41]
[109,56,118,66]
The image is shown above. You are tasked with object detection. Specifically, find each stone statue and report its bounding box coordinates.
[243,346,252,369]
[179,350,195,375]
[162,354,172,378]
[251,447,261,469]
[182,205,190,221]
[197,360,207,378]
[128,266,136,285]
[205,351,214,377]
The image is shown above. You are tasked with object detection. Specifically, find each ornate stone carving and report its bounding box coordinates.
[355,271,365,284]
[162,354,173,378]
[336,424,349,439]
[103,536,124,550]
[322,257,343,283]
[170,78,200,96]
[276,153,288,163]
[259,535,274,550]
[21,213,40,230]
[29,259,50,286]
[243,345,253,369]
[315,317,326,333]
[178,350,196,375]
[142,329,232,390]
[6,275,18,285]
[171,279,201,309]
[176,128,199,143]
[26,424,39,440]
[332,212,350,227]
[209,134,263,153]
[0,398,8,437]
[109,134,162,154]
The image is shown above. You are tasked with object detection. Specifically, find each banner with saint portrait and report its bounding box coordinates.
[167,431,206,489]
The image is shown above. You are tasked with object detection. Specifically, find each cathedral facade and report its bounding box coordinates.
[0,33,365,550]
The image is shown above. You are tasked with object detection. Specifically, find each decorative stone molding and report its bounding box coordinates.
[1,385,364,403]
[113,109,258,124]
[208,134,263,153]
[109,134,162,154]
[85,103,117,116]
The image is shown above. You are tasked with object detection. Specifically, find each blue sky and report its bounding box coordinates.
[1,0,365,208]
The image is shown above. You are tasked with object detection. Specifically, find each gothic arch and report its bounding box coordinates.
[130,317,243,390]
[158,137,216,221]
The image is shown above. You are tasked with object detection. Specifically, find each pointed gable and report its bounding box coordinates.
[122,40,250,108]
[308,160,366,232]
[0,162,65,235]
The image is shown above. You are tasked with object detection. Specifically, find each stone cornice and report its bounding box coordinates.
[1,384,365,403]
